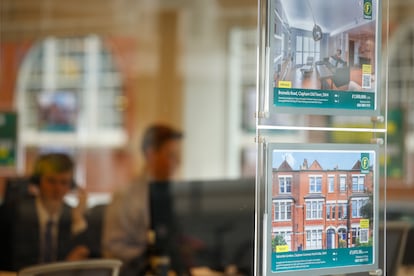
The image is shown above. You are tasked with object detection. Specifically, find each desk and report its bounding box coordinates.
[399,266,414,276]
[0,271,16,276]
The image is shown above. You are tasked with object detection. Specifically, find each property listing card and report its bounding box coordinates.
[266,143,379,275]
[269,0,380,116]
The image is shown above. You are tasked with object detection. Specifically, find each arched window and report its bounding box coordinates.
[15,35,126,147]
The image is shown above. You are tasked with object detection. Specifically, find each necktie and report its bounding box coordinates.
[43,219,54,263]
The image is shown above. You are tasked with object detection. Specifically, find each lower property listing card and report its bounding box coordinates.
[266,143,379,275]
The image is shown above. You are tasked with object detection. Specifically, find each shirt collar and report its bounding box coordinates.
[35,196,61,224]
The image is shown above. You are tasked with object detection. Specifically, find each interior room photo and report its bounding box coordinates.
[273,0,376,92]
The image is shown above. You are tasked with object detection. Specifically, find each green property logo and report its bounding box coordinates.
[364,0,372,20]
[361,153,370,174]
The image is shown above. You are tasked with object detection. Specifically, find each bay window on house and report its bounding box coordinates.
[351,197,369,218]
[306,199,323,219]
[274,200,292,221]
[305,228,323,250]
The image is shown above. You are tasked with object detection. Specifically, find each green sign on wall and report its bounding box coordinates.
[0,112,17,169]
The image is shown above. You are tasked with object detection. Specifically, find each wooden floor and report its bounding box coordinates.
[286,66,363,90]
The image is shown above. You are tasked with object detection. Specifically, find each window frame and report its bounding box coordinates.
[306,199,324,220]
[278,175,292,194]
[328,175,335,193]
[273,200,293,222]
[309,175,322,193]
[339,175,347,192]
[305,228,323,250]
[352,175,365,192]
[351,197,369,218]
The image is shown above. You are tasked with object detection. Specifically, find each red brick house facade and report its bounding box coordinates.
[272,158,373,252]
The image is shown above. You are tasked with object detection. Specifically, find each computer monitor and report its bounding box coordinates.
[347,222,408,276]
[172,177,255,274]
[383,223,408,276]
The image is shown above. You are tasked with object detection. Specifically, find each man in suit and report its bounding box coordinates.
[102,124,189,275]
[0,153,90,271]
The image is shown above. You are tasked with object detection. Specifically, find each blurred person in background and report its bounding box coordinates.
[102,124,190,275]
[333,49,346,66]
[0,153,90,271]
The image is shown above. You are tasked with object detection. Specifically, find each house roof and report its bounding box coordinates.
[278,160,293,171]
[309,159,323,170]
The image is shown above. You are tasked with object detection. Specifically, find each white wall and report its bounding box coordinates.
[180,2,258,180]
[181,1,229,180]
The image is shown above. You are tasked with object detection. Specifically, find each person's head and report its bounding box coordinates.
[336,49,342,56]
[141,124,183,181]
[31,153,75,211]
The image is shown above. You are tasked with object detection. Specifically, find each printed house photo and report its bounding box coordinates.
[271,150,375,253]
[272,0,377,92]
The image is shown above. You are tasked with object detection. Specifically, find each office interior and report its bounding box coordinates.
[1,0,414,275]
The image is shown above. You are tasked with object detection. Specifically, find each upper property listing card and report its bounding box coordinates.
[269,0,380,116]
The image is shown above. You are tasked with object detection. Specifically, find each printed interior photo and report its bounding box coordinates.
[37,90,77,132]
[271,0,377,92]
